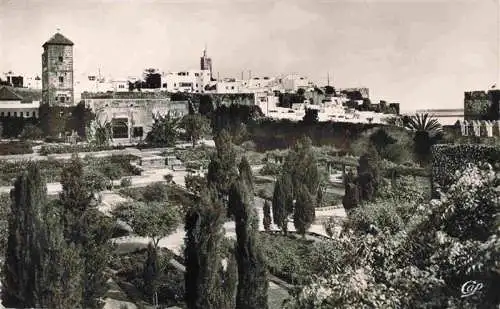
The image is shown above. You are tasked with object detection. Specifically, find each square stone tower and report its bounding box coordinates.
[42,32,74,106]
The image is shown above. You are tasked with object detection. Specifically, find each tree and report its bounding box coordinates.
[19,124,43,140]
[357,145,380,201]
[325,86,335,95]
[59,156,113,309]
[369,128,396,155]
[297,88,305,96]
[71,101,95,138]
[38,201,83,309]
[2,163,46,307]
[293,185,316,237]
[206,129,238,201]
[185,174,208,194]
[199,95,214,115]
[144,68,162,89]
[145,112,180,147]
[89,118,112,146]
[272,174,293,234]
[113,201,180,250]
[181,114,211,147]
[342,171,359,211]
[141,182,168,203]
[263,200,272,231]
[403,113,443,164]
[302,108,319,124]
[184,186,228,309]
[229,160,269,309]
[142,242,167,303]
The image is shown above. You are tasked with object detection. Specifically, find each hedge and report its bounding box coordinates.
[0,141,33,155]
[39,144,125,155]
[431,144,500,196]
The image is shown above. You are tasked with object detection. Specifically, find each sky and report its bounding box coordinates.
[1,0,499,112]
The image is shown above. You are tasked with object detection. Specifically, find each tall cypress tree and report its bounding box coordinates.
[293,185,316,237]
[38,200,83,309]
[357,144,381,201]
[230,158,269,309]
[59,154,113,309]
[206,129,238,200]
[263,200,272,231]
[2,163,45,308]
[185,186,227,309]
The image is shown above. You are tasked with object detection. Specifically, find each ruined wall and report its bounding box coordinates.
[464,90,500,121]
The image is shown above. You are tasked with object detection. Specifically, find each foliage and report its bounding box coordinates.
[293,185,316,237]
[229,158,269,309]
[185,174,208,194]
[272,174,294,234]
[342,172,359,211]
[146,112,181,147]
[206,129,238,201]
[180,114,211,147]
[113,201,180,249]
[184,186,228,309]
[39,143,122,155]
[19,124,43,140]
[356,144,381,201]
[263,200,272,231]
[120,177,132,187]
[260,161,281,176]
[431,144,500,196]
[285,162,500,308]
[141,182,168,203]
[302,109,319,124]
[2,163,47,307]
[88,118,112,146]
[0,141,33,155]
[70,101,95,138]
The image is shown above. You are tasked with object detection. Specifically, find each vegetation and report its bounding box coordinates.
[180,113,211,147]
[146,112,181,147]
[39,143,124,155]
[0,141,33,155]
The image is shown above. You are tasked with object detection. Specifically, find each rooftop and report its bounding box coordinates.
[0,87,23,101]
[43,32,74,47]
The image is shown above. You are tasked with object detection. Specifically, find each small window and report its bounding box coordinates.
[59,76,64,83]
[58,56,63,62]
[174,83,177,87]
[20,112,23,117]
[0,112,4,116]
[14,112,17,117]
[162,83,167,88]
[26,112,30,117]
[60,96,65,103]
[7,112,11,116]
[231,86,234,90]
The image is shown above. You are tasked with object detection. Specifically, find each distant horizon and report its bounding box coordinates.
[2,0,499,112]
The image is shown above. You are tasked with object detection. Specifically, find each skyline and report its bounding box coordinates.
[1,0,499,112]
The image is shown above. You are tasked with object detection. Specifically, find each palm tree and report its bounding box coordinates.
[403,113,443,164]
[88,118,112,146]
[403,113,442,136]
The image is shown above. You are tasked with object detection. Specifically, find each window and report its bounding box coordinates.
[58,56,63,62]
[20,112,23,117]
[0,112,4,116]
[231,86,235,90]
[162,83,167,88]
[174,83,177,87]
[26,112,30,117]
[7,112,10,116]
[59,96,65,103]
[59,76,64,84]
[118,84,125,88]
[14,112,17,117]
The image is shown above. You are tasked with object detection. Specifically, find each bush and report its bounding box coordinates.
[121,177,132,187]
[431,144,500,196]
[259,161,281,176]
[39,144,123,155]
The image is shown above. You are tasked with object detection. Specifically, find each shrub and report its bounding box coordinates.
[0,141,33,155]
[431,144,500,196]
[39,144,124,156]
[120,177,132,187]
[259,161,281,176]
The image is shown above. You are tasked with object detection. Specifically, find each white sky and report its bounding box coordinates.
[1,0,499,112]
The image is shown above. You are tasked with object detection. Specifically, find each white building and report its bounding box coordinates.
[280,74,311,92]
[113,80,128,92]
[0,86,40,118]
[216,78,242,93]
[161,69,211,93]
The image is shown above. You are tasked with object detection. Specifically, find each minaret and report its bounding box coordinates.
[200,44,213,79]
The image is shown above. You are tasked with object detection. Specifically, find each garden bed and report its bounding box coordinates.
[39,143,125,155]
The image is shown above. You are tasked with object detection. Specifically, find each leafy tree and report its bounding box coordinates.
[144,68,161,89]
[184,186,227,309]
[71,101,95,138]
[142,242,167,303]
[146,112,180,147]
[342,171,359,211]
[297,88,305,96]
[302,108,319,124]
[324,86,335,95]
[141,182,168,203]
[238,156,254,193]
[2,163,46,307]
[229,160,269,309]
[263,200,272,231]
[89,119,112,146]
[368,128,396,155]
[113,201,180,250]
[181,114,211,147]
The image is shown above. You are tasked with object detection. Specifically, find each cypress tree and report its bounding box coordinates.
[143,242,160,303]
[272,175,293,235]
[263,200,272,231]
[2,163,46,308]
[206,129,238,200]
[38,200,83,309]
[185,186,227,309]
[59,155,113,309]
[230,158,268,309]
[293,185,316,237]
[357,144,381,201]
